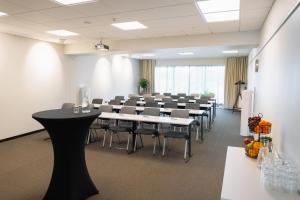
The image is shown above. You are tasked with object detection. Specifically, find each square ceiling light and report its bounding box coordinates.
[0,11,8,17]
[111,21,147,30]
[222,50,238,54]
[47,30,79,37]
[196,0,240,23]
[52,0,98,5]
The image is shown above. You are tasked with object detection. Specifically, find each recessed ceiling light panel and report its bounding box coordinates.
[46,30,79,37]
[204,10,239,22]
[196,0,240,23]
[142,53,155,57]
[111,21,147,30]
[222,50,238,54]
[0,11,8,17]
[178,52,194,55]
[52,0,98,5]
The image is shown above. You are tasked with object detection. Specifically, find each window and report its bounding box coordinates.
[155,65,225,104]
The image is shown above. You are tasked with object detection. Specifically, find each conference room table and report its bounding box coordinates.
[119,100,213,129]
[32,109,101,200]
[98,112,195,159]
[93,104,205,140]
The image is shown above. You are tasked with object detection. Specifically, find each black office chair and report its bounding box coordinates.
[162,97,172,103]
[115,96,125,101]
[61,103,74,109]
[164,102,177,109]
[145,101,159,107]
[186,96,195,100]
[185,103,202,141]
[108,99,121,105]
[129,96,140,101]
[144,97,155,102]
[162,110,190,160]
[178,98,189,103]
[124,99,137,106]
[171,95,179,99]
[196,99,209,104]
[109,106,136,151]
[177,93,186,97]
[87,105,113,147]
[163,93,171,96]
[152,92,160,96]
[92,98,103,104]
[134,108,161,154]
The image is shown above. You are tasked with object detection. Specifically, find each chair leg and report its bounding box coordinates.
[196,127,199,141]
[126,133,130,151]
[139,134,144,147]
[134,134,138,152]
[116,133,121,144]
[158,135,162,150]
[102,130,107,148]
[162,137,166,156]
[184,139,188,160]
[153,137,157,155]
[109,132,113,149]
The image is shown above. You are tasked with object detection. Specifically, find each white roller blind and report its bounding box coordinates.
[155,65,225,104]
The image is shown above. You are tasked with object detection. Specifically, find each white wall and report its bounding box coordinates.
[0,33,72,140]
[248,0,300,168]
[70,54,140,103]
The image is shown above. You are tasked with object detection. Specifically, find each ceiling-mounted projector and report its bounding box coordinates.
[95,41,109,51]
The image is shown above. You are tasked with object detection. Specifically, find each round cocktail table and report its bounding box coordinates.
[32,108,101,200]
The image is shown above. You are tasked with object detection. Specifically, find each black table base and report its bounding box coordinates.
[33,109,101,200]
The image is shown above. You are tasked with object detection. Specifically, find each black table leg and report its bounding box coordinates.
[188,124,192,157]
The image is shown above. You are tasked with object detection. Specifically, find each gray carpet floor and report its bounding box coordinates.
[0,109,242,200]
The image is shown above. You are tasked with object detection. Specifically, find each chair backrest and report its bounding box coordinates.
[171,109,189,118]
[178,98,189,103]
[185,103,200,110]
[164,102,177,108]
[115,96,125,101]
[177,93,186,97]
[143,108,160,116]
[99,105,113,112]
[200,95,210,100]
[61,103,74,109]
[108,99,121,105]
[124,100,137,106]
[163,92,171,96]
[92,98,103,104]
[171,95,179,99]
[191,93,200,98]
[145,97,155,102]
[129,96,140,101]
[162,97,172,103]
[145,101,159,108]
[196,99,208,104]
[152,92,160,96]
[120,106,136,114]
[186,96,194,100]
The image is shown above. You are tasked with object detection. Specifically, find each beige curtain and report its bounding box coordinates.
[140,59,156,93]
[224,57,248,108]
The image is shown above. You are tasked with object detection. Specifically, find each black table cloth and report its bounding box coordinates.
[32,108,101,200]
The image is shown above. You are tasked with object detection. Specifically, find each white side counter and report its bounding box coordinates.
[221,146,299,200]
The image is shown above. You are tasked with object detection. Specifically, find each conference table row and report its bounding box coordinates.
[117,100,214,129]
[93,104,205,141]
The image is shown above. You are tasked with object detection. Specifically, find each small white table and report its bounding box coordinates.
[221,146,299,200]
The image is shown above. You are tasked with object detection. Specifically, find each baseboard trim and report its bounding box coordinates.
[0,129,45,143]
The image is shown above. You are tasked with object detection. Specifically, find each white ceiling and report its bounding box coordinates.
[0,0,274,43]
[130,45,255,59]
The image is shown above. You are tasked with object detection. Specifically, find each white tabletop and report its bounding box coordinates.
[93,104,205,116]
[98,112,194,126]
[221,146,299,200]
